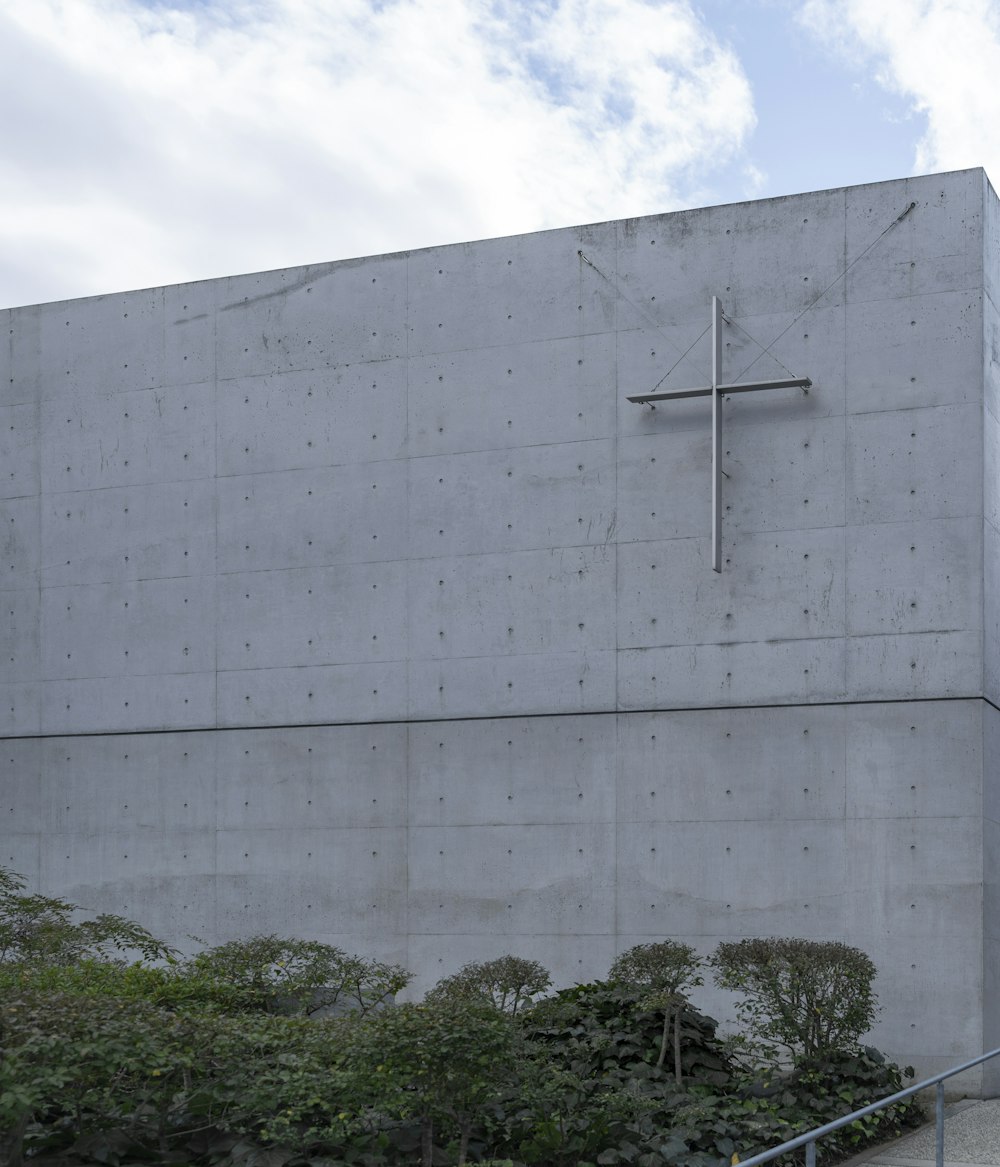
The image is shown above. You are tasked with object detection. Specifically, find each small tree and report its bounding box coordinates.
[344,998,519,1166]
[424,954,552,1016]
[0,866,173,967]
[608,940,703,1083]
[185,934,410,1015]
[711,937,878,1063]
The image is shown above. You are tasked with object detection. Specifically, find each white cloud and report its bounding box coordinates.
[798,0,1000,178]
[0,0,755,308]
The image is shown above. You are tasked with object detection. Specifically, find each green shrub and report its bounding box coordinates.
[523,979,732,1094]
[712,937,879,1063]
[424,954,552,1015]
[0,866,173,967]
[608,940,704,1081]
[183,933,411,1015]
[341,997,520,1166]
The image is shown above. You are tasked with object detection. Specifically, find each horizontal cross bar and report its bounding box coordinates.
[626,376,811,404]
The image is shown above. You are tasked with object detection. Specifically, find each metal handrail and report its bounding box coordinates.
[733,1046,1000,1167]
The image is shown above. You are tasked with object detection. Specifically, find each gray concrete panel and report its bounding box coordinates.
[845,171,983,304]
[986,414,1000,699]
[846,516,982,636]
[724,415,846,535]
[407,822,616,935]
[985,171,1000,319]
[407,715,616,828]
[217,363,408,477]
[42,827,218,904]
[406,221,618,358]
[619,187,848,324]
[40,672,216,735]
[408,440,616,559]
[847,289,982,414]
[987,408,1000,529]
[40,380,215,494]
[618,409,847,545]
[2,588,39,681]
[217,562,407,671]
[847,816,983,894]
[215,255,408,379]
[721,307,847,425]
[215,826,407,937]
[0,682,41,735]
[846,880,983,941]
[164,280,218,388]
[617,527,845,650]
[409,545,614,662]
[33,288,166,400]
[616,819,847,936]
[859,931,984,1064]
[986,298,1000,428]
[408,649,616,720]
[7,303,41,404]
[1,495,39,590]
[847,403,982,526]
[984,701,1000,826]
[983,817,999,942]
[407,332,615,458]
[0,829,40,888]
[41,733,216,835]
[42,479,216,588]
[216,662,407,728]
[846,701,984,819]
[846,630,981,699]
[616,706,846,824]
[214,724,407,831]
[618,635,847,709]
[217,461,409,573]
[41,575,216,680]
[0,307,11,402]
[0,740,42,844]
[0,400,39,499]
[616,430,711,544]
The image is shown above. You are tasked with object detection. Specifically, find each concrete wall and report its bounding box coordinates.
[1,168,997,1088]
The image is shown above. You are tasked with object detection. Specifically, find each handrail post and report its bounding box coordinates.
[935,1082,945,1167]
[805,1139,816,1167]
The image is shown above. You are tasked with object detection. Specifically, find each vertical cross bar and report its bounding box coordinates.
[935,1082,945,1167]
[711,296,723,573]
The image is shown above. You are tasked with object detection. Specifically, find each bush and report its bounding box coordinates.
[341,997,520,1166]
[712,937,879,1063]
[183,933,411,1015]
[0,866,173,967]
[523,979,732,1088]
[608,940,703,1081]
[424,954,552,1015]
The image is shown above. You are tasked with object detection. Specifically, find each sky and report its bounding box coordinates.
[2,0,1000,310]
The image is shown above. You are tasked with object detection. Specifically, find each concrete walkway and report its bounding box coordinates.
[860,1100,1000,1167]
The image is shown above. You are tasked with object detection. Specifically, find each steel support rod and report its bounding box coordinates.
[626,376,811,404]
[805,1140,817,1167]
[936,1082,945,1167]
[711,296,723,573]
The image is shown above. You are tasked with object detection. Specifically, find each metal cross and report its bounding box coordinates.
[627,297,811,572]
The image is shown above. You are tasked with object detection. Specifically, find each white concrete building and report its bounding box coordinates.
[2,168,997,1089]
